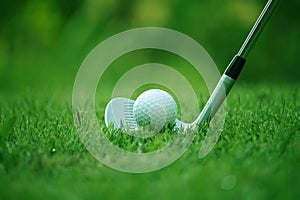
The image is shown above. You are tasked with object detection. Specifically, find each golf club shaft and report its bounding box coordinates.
[195,0,278,125]
[238,0,278,58]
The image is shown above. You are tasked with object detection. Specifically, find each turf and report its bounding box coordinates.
[0,84,299,200]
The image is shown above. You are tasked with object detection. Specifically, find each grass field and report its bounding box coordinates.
[0,84,299,200]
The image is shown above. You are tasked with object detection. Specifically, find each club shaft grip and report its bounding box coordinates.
[225,55,246,80]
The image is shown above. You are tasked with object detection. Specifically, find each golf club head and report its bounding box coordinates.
[104,97,137,131]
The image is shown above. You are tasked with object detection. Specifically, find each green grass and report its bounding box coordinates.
[0,84,299,200]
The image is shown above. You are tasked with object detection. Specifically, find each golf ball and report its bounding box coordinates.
[133,89,178,130]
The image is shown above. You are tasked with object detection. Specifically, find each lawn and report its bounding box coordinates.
[0,84,299,200]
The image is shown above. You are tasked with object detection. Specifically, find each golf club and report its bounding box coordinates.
[105,0,278,131]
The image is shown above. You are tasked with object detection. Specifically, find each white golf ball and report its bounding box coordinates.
[133,89,178,130]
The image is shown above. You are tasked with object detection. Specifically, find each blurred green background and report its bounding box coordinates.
[0,0,299,97]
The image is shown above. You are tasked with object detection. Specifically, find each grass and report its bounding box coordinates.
[0,84,299,200]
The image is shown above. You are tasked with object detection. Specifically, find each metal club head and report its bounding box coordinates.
[104,97,137,131]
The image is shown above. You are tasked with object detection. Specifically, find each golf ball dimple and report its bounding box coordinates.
[133,89,178,130]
